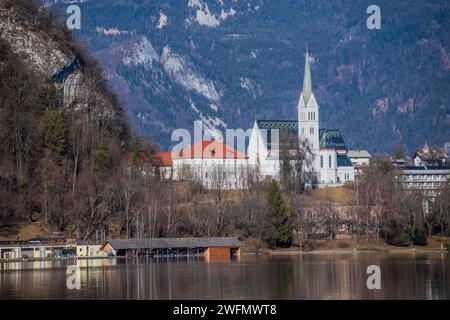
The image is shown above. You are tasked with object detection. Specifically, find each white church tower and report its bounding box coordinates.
[298,48,320,175]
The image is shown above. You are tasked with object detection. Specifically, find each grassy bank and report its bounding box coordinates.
[241,236,450,254]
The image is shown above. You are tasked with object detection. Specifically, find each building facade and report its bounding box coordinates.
[398,166,450,198]
[157,140,251,189]
[348,150,372,174]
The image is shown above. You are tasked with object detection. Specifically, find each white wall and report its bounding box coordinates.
[319,150,337,184]
[337,166,355,184]
[171,158,252,189]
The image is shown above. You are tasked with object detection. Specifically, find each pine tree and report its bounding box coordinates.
[266,180,291,247]
[395,138,405,160]
[40,109,68,157]
[280,151,292,191]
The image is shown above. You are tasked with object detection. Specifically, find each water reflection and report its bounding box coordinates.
[0,253,449,300]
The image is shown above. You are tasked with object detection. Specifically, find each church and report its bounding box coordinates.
[156,49,356,189]
[247,49,356,187]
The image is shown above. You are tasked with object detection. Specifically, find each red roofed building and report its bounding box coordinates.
[156,140,251,189]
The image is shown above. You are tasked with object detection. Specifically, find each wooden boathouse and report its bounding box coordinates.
[101,237,241,258]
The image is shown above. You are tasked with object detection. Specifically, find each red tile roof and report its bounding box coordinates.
[140,141,247,168]
[154,152,173,167]
[175,140,248,160]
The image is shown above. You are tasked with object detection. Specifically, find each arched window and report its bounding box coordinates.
[320,155,323,168]
[329,155,332,168]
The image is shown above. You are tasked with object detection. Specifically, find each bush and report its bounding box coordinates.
[412,229,427,246]
[391,233,411,246]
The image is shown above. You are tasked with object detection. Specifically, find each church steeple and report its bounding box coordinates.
[298,44,319,172]
[303,46,312,103]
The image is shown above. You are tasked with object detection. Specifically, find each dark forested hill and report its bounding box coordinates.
[49,0,450,154]
[0,1,141,237]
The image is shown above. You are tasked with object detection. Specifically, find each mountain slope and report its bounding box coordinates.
[0,0,129,137]
[0,0,136,236]
[49,0,450,154]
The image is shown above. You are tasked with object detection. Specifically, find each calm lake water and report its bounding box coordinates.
[0,252,449,300]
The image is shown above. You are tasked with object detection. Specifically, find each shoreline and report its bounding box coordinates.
[1,247,448,263]
[265,247,448,255]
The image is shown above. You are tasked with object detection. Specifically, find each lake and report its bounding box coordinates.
[0,252,449,299]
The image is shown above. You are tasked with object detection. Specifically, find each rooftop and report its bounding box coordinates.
[348,150,372,158]
[175,140,247,160]
[105,237,241,250]
[319,129,347,150]
[255,121,348,151]
[337,154,354,167]
[402,166,450,171]
[414,144,447,161]
[155,152,173,167]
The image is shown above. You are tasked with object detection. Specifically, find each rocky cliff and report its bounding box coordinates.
[0,1,128,137]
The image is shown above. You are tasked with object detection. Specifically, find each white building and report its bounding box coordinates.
[398,166,450,198]
[247,48,356,187]
[413,143,448,167]
[348,150,372,174]
[156,140,251,189]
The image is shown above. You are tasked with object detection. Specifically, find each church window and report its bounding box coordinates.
[329,155,332,168]
[310,127,314,134]
[320,155,323,168]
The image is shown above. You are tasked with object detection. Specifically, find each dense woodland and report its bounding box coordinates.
[0,1,449,247]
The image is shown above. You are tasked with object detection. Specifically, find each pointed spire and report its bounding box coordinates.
[302,45,312,102]
[423,141,429,153]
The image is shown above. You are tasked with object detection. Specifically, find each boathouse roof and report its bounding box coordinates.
[104,237,241,250]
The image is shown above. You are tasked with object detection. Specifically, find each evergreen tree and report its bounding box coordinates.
[280,151,292,191]
[36,80,60,114]
[40,110,68,157]
[395,138,405,160]
[266,180,291,247]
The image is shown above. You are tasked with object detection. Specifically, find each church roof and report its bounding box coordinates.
[302,47,312,104]
[319,129,347,150]
[256,120,297,131]
[337,154,353,167]
[255,121,348,150]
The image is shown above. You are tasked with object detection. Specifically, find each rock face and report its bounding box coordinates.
[0,1,128,137]
[47,0,449,153]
